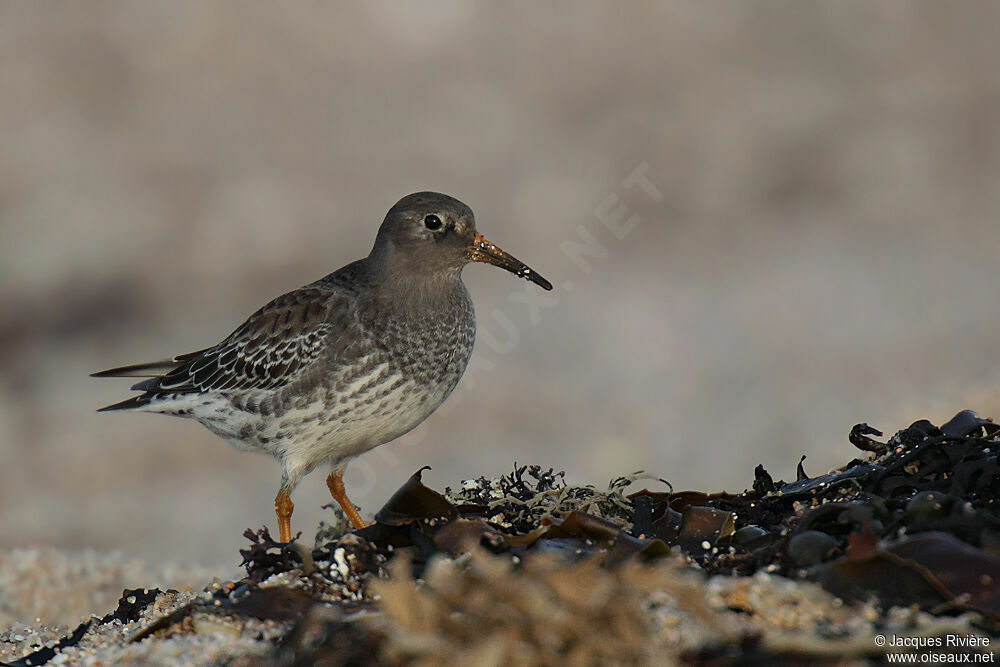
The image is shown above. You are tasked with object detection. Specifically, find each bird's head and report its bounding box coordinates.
[371,191,552,290]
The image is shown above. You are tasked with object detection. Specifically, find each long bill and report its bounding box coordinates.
[468,233,553,291]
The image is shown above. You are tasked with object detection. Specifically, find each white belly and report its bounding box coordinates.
[178,365,454,487]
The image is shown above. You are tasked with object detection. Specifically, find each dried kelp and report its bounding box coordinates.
[11,410,1000,665]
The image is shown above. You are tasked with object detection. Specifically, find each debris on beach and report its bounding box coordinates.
[3,410,999,665]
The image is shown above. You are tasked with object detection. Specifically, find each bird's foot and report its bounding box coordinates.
[326,470,368,530]
[274,489,295,543]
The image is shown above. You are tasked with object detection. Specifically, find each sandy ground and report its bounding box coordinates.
[0,548,231,629]
[2,3,1000,570]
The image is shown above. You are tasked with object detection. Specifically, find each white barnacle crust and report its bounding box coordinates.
[332,547,350,578]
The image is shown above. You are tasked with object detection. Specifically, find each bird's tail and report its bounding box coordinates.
[96,395,154,412]
[91,358,187,378]
[92,350,205,411]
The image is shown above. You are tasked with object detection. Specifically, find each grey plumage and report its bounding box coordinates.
[93,191,552,539]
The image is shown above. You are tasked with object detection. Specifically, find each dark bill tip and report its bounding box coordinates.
[470,233,553,291]
[519,267,553,291]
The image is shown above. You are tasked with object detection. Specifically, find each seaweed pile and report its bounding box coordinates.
[5,411,1000,665]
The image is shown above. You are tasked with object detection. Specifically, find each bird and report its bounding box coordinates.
[93,192,552,543]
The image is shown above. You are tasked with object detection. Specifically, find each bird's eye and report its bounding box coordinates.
[423,214,443,231]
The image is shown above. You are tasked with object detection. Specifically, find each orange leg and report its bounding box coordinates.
[326,470,366,529]
[274,489,294,543]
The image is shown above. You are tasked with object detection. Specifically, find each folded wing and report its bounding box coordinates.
[93,286,350,411]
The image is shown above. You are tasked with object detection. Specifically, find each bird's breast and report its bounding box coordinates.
[380,306,475,391]
[362,284,476,391]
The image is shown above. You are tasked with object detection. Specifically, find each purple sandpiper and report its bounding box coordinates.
[93,192,552,542]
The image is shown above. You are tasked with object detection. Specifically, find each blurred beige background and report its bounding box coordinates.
[2,2,1000,568]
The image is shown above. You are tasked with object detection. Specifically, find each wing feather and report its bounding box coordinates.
[95,286,351,410]
[157,287,343,394]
